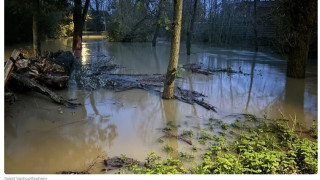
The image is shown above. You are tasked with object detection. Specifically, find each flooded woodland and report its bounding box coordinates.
[3,0,318,176]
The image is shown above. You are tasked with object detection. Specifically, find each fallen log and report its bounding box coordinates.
[11,72,81,108]
[4,49,21,85]
[183,63,251,76]
[39,75,69,89]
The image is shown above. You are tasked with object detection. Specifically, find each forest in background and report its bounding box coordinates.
[5,0,317,57]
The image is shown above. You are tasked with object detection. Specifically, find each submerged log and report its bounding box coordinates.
[39,75,69,89]
[10,72,80,108]
[4,49,21,85]
[183,63,251,76]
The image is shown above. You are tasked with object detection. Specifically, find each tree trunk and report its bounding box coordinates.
[152,0,164,47]
[287,36,311,78]
[73,0,83,51]
[186,0,198,55]
[32,0,41,57]
[162,0,183,99]
[72,0,90,52]
[95,0,100,32]
[286,0,317,78]
[253,0,258,51]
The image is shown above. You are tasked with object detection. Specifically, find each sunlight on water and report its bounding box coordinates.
[81,43,90,65]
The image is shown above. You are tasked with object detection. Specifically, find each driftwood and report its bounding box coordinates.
[183,63,251,76]
[11,72,80,108]
[78,72,217,112]
[10,50,74,89]
[5,49,79,107]
[4,49,21,85]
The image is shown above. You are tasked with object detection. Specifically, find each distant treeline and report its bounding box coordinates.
[5,0,317,57]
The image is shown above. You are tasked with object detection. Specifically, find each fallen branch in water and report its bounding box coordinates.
[11,72,81,108]
[183,63,251,76]
[80,72,217,112]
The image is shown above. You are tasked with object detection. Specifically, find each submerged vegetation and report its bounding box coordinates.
[113,115,317,174]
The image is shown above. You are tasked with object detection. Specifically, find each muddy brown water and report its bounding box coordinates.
[4,37,317,174]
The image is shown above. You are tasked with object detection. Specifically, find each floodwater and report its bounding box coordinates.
[4,37,317,174]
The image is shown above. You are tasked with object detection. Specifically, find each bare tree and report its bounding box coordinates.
[32,0,41,57]
[186,0,198,55]
[163,0,183,99]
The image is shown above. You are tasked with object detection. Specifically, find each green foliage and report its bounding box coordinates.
[5,0,72,44]
[158,138,164,143]
[215,136,226,145]
[158,15,171,31]
[199,129,214,144]
[129,153,189,174]
[218,131,226,136]
[308,121,318,139]
[105,0,154,42]
[179,152,194,161]
[245,114,257,122]
[293,139,318,173]
[125,116,318,175]
[163,144,174,154]
[209,123,214,131]
[145,152,161,168]
[271,119,297,146]
[120,154,127,162]
[192,145,198,152]
[231,118,241,129]
[240,150,287,174]
[221,123,229,130]
[181,130,193,138]
[196,153,243,174]
[176,64,185,77]
[163,121,175,132]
